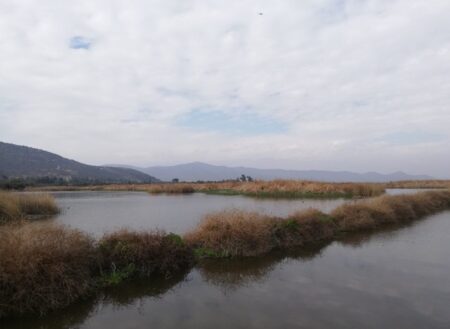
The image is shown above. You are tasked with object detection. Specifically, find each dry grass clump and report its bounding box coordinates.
[185,210,275,257]
[97,230,194,283]
[16,193,59,216]
[197,180,385,198]
[331,190,450,232]
[145,184,195,194]
[28,180,385,198]
[186,191,450,258]
[274,209,337,248]
[0,192,59,223]
[0,223,96,318]
[185,209,336,257]
[0,192,22,222]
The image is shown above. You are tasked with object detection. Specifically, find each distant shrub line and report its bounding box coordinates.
[27,180,386,199]
[1,190,450,318]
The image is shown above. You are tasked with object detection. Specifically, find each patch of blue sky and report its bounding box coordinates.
[176,109,288,136]
[69,36,91,50]
[381,131,446,145]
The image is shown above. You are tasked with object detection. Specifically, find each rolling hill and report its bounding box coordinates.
[0,141,159,183]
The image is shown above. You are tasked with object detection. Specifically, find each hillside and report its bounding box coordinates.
[0,142,159,184]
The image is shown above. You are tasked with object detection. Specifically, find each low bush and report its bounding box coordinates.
[97,230,195,283]
[186,191,450,257]
[0,192,59,223]
[185,210,275,257]
[0,223,96,317]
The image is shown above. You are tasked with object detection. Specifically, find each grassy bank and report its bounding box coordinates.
[1,190,450,318]
[28,180,385,199]
[0,192,59,223]
[185,190,450,257]
[0,224,194,318]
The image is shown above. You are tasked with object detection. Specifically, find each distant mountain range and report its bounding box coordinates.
[0,142,158,183]
[112,162,433,183]
[0,141,433,184]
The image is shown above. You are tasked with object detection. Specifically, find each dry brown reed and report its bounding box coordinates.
[28,180,385,198]
[0,192,59,223]
[97,229,194,280]
[0,223,96,317]
[1,190,450,318]
[185,210,275,257]
[186,190,450,257]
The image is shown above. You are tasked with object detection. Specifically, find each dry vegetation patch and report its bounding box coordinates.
[185,210,275,257]
[186,190,450,257]
[97,230,194,284]
[1,189,450,318]
[0,192,59,223]
[27,180,385,198]
[0,223,96,317]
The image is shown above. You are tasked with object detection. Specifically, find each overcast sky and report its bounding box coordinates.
[0,0,449,177]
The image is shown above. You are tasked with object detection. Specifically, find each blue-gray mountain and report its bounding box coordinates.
[118,162,432,182]
[0,142,158,183]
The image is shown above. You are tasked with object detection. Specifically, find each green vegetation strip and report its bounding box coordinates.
[1,190,450,318]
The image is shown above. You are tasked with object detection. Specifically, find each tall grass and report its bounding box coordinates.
[1,190,450,318]
[0,192,59,223]
[29,180,385,198]
[97,230,194,284]
[0,225,194,318]
[185,190,450,257]
[0,223,96,317]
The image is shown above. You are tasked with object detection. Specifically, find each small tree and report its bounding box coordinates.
[240,174,247,182]
[172,178,179,183]
[246,176,253,182]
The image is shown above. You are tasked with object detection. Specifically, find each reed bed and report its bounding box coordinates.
[196,180,385,198]
[0,223,97,317]
[185,190,450,257]
[28,180,385,198]
[97,230,194,284]
[1,190,450,318]
[0,192,59,223]
[0,224,194,318]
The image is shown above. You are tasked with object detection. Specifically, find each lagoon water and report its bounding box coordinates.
[3,190,449,329]
[49,191,352,236]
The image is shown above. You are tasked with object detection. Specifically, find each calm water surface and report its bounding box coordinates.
[49,191,352,236]
[3,189,449,328]
[3,211,450,329]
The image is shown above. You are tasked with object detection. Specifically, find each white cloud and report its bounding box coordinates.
[0,0,449,177]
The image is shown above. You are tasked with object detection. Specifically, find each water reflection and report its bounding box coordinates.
[0,272,189,329]
[50,191,350,236]
[197,244,329,292]
[3,208,450,328]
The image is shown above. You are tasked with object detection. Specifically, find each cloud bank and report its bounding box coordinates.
[0,0,449,177]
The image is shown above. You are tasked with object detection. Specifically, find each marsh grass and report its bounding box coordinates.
[28,180,385,198]
[185,190,450,257]
[97,230,195,285]
[1,190,450,318]
[188,180,384,198]
[0,192,59,223]
[0,223,96,317]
